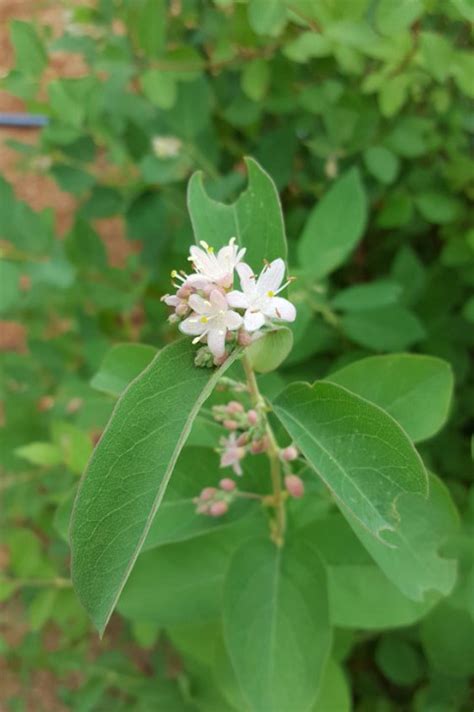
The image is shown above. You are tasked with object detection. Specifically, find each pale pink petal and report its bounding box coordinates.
[209,288,228,311]
[164,295,179,306]
[224,310,243,331]
[257,258,285,295]
[186,273,211,289]
[207,328,226,358]
[263,296,296,322]
[244,309,266,332]
[232,460,243,476]
[226,290,249,309]
[179,316,207,336]
[236,263,257,295]
[189,293,211,314]
[189,246,214,274]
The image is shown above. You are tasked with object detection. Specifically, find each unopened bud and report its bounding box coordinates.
[281,445,298,462]
[238,330,253,347]
[209,500,228,517]
[237,432,250,446]
[285,474,304,499]
[214,352,229,366]
[220,478,236,492]
[223,419,238,431]
[175,303,189,317]
[200,487,217,501]
[177,285,191,299]
[247,409,258,426]
[227,400,244,414]
[250,436,268,454]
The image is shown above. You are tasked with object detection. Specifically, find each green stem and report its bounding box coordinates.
[241,353,286,546]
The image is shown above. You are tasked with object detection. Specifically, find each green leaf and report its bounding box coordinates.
[375,0,423,35]
[10,20,47,77]
[140,69,177,109]
[341,305,425,351]
[415,191,462,225]
[306,515,434,629]
[0,261,21,314]
[118,522,265,626]
[344,474,459,602]
[297,168,367,280]
[283,33,332,63]
[272,381,428,540]
[421,601,474,678]
[90,343,158,397]
[127,0,167,57]
[223,537,331,712]
[70,338,241,634]
[375,637,424,686]
[187,157,287,267]
[248,0,287,36]
[332,280,402,312]
[363,146,400,184]
[379,74,409,117]
[14,442,63,467]
[246,327,293,374]
[327,354,454,442]
[241,59,270,102]
[312,659,350,712]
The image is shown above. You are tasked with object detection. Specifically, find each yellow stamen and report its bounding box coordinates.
[200,316,209,323]
[267,290,275,297]
[171,270,178,278]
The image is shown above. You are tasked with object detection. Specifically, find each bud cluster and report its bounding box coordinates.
[193,478,237,517]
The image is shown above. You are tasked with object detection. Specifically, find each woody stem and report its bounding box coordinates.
[242,352,286,546]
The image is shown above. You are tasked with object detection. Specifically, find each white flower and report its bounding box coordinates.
[179,289,243,358]
[152,135,182,158]
[188,238,246,289]
[227,258,296,332]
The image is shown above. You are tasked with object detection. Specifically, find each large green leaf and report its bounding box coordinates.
[327,354,454,442]
[118,522,265,627]
[90,343,158,397]
[272,381,428,540]
[297,168,367,280]
[223,537,331,712]
[187,157,287,268]
[70,338,240,634]
[344,474,459,601]
[306,515,435,629]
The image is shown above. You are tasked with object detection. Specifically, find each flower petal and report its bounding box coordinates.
[226,290,249,309]
[257,258,285,295]
[225,309,243,331]
[264,296,296,322]
[209,288,228,311]
[236,262,257,296]
[179,315,207,336]
[189,293,211,314]
[207,328,226,358]
[244,309,266,332]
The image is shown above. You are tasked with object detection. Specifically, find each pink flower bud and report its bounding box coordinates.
[227,401,244,414]
[175,303,189,317]
[209,500,228,517]
[285,474,304,499]
[281,445,299,462]
[177,285,192,299]
[238,330,252,346]
[247,409,258,426]
[237,432,249,446]
[200,487,217,501]
[220,478,236,492]
[214,353,229,366]
[223,419,238,431]
[250,436,268,454]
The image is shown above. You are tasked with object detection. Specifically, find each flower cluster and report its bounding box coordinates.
[162,238,296,363]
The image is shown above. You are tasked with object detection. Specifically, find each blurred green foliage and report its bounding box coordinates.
[0,0,473,709]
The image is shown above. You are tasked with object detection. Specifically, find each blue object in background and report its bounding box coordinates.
[0,112,49,128]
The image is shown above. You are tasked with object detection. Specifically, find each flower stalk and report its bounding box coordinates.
[241,352,286,546]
